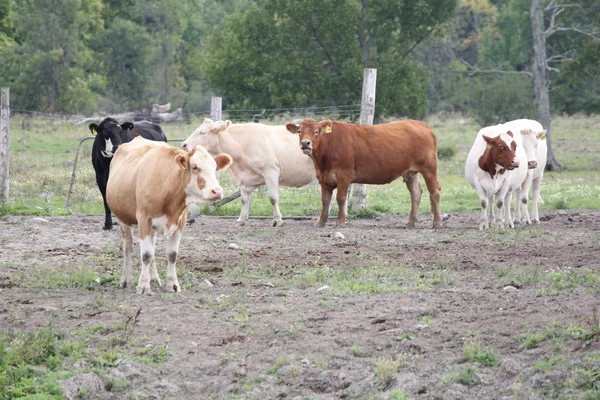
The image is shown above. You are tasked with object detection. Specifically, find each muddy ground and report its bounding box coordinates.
[1,210,599,400]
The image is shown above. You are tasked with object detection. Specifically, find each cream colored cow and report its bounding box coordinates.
[107,137,232,294]
[182,119,316,227]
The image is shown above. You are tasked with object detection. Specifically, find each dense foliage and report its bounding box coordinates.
[0,0,597,117]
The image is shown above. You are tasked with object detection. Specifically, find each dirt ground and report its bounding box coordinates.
[1,210,600,399]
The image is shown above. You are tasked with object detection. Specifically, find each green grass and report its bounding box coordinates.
[462,340,500,367]
[442,365,482,386]
[496,266,599,295]
[2,115,600,216]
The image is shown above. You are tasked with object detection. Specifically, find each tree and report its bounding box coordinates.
[202,0,457,117]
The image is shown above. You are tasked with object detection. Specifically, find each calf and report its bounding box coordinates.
[286,118,442,228]
[106,137,232,294]
[182,119,316,226]
[89,118,167,230]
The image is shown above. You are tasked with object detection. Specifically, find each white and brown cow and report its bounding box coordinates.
[106,137,232,294]
[465,125,526,229]
[182,119,316,227]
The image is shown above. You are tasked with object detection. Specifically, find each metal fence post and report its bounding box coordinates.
[211,97,222,121]
[350,69,377,213]
[0,88,9,207]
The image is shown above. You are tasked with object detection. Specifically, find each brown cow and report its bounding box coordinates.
[285,118,442,228]
[106,137,232,294]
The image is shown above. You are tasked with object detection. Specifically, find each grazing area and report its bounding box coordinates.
[1,210,599,399]
[1,115,600,399]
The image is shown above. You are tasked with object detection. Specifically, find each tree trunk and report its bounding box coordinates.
[530,0,563,170]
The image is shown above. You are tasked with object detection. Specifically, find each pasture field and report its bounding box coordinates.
[2,114,600,216]
[0,115,600,399]
[1,211,599,399]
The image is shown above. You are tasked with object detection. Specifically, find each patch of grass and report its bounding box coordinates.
[266,357,287,375]
[351,346,360,357]
[134,346,170,366]
[373,356,402,387]
[533,355,565,373]
[443,365,482,386]
[462,340,500,367]
[16,265,104,290]
[232,305,251,328]
[388,389,406,400]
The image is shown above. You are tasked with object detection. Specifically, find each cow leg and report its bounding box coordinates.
[335,181,351,227]
[136,220,154,295]
[237,186,253,226]
[316,185,334,227]
[119,223,134,288]
[165,229,183,293]
[503,191,515,229]
[96,173,113,230]
[149,231,162,287]
[531,174,543,223]
[403,171,422,228]
[475,180,490,230]
[265,173,284,227]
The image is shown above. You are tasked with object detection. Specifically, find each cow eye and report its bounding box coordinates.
[498,145,504,150]
[314,130,318,134]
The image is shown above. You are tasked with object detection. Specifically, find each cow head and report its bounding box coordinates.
[520,128,547,169]
[176,144,233,204]
[482,131,520,171]
[89,118,126,158]
[285,118,332,155]
[181,118,231,154]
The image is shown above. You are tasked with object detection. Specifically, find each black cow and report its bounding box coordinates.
[89,118,167,230]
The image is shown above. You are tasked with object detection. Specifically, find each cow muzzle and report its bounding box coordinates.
[528,160,538,169]
[300,141,312,155]
[208,188,223,201]
[101,150,114,158]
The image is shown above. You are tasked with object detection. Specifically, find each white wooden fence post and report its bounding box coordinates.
[210,97,222,121]
[350,69,377,213]
[0,88,9,207]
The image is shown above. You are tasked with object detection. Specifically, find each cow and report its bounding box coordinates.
[465,125,527,229]
[106,137,232,294]
[285,118,443,228]
[89,118,167,230]
[505,119,548,224]
[182,119,316,227]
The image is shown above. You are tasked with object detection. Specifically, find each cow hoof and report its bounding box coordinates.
[136,286,153,295]
[119,279,132,289]
[273,220,284,227]
[315,221,326,228]
[236,220,247,227]
[406,222,416,228]
[525,220,532,225]
[165,282,181,293]
[479,222,489,230]
[432,222,443,229]
[103,225,113,231]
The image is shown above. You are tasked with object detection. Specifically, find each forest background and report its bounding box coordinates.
[0,0,598,128]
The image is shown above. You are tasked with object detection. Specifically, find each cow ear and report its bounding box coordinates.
[214,153,233,171]
[121,122,134,133]
[318,120,332,134]
[204,118,213,124]
[175,153,188,170]
[285,123,299,134]
[538,130,547,140]
[213,120,229,133]
[506,131,514,138]
[511,141,517,151]
[482,135,494,149]
[89,123,98,136]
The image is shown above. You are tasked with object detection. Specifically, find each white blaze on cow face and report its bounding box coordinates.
[497,132,520,170]
[519,128,543,169]
[184,145,232,205]
[102,137,115,158]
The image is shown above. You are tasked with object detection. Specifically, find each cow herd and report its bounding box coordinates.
[88,116,547,294]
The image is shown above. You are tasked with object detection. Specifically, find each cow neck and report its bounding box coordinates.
[311,129,334,168]
[478,148,505,179]
[217,128,245,163]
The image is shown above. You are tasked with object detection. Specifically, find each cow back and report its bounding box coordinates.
[124,121,167,143]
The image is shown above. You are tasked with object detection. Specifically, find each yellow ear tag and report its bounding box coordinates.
[92,128,98,136]
[540,133,547,140]
[486,143,493,149]
[324,125,332,134]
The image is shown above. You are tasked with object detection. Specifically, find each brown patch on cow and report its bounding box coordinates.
[214,153,233,171]
[196,175,206,190]
[167,252,177,264]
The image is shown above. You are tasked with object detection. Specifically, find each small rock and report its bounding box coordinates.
[442,213,451,221]
[204,279,214,287]
[31,217,49,223]
[334,232,345,239]
[558,210,567,216]
[228,243,240,250]
[503,285,518,291]
[317,285,330,292]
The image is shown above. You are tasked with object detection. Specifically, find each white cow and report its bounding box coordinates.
[182,119,316,227]
[465,125,526,229]
[505,119,548,224]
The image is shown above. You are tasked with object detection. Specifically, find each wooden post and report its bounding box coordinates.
[0,88,9,207]
[350,69,377,213]
[210,97,222,121]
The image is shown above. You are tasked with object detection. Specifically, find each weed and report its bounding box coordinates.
[443,365,482,386]
[233,305,251,328]
[352,346,360,357]
[388,389,406,400]
[462,340,500,367]
[373,356,402,387]
[533,355,565,373]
